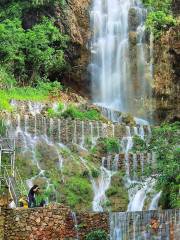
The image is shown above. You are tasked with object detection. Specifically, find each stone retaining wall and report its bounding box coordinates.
[1,206,109,240]
[0,207,179,240]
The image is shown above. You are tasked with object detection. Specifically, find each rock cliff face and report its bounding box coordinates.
[153,27,180,122]
[172,0,180,16]
[55,0,91,95]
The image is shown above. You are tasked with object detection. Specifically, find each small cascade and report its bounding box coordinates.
[28,101,44,116]
[138,125,145,139]
[72,120,77,144]
[97,105,122,123]
[110,209,180,240]
[120,123,159,212]
[127,178,156,212]
[5,111,66,201]
[58,119,61,142]
[80,157,113,212]
[80,121,85,147]
[92,160,113,212]
[149,191,162,210]
[112,154,119,172]
[71,212,79,240]
[132,154,137,180]
[89,122,95,146]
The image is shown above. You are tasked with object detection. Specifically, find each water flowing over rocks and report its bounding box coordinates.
[1,99,158,213]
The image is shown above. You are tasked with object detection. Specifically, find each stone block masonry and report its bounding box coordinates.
[2,206,109,240]
[0,207,180,240]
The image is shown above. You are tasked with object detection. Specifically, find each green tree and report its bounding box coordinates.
[25,17,68,83]
[0,17,68,85]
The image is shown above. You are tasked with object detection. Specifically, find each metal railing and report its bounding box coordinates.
[1,165,28,207]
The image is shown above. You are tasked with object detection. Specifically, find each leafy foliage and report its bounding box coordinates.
[142,0,177,37]
[63,176,92,208]
[99,137,120,154]
[62,105,102,121]
[0,0,68,92]
[0,82,61,111]
[142,0,172,13]
[85,230,108,240]
[47,104,103,121]
[132,122,180,208]
[0,17,68,86]
[146,11,176,37]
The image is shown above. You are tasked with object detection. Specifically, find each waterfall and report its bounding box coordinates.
[149,191,162,210]
[5,111,65,201]
[120,125,160,212]
[71,212,80,240]
[110,210,180,240]
[90,0,152,120]
[80,157,113,212]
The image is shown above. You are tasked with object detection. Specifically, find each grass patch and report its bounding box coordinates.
[47,103,104,121]
[0,87,48,111]
[0,81,63,111]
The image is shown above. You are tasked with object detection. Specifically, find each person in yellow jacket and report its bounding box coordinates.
[19,196,28,208]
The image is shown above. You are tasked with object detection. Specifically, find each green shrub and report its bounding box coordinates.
[100,137,119,153]
[61,105,102,121]
[142,0,172,13]
[37,81,63,94]
[0,16,68,86]
[63,176,92,208]
[47,108,57,118]
[85,230,108,240]
[31,0,65,7]
[57,102,64,112]
[106,186,118,197]
[142,0,177,37]
[91,169,100,178]
[132,135,147,152]
[132,122,180,208]
[62,105,84,119]
[0,67,16,88]
[146,11,176,37]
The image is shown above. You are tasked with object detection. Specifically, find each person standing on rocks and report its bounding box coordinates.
[28,185,39,208]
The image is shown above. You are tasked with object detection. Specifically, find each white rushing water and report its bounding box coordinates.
[149,191,162,210]
[121,125,160,213]
[80,157,113,212]
[90,0,152,119]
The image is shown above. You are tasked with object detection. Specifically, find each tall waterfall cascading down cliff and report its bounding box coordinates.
[90,0,153,120]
